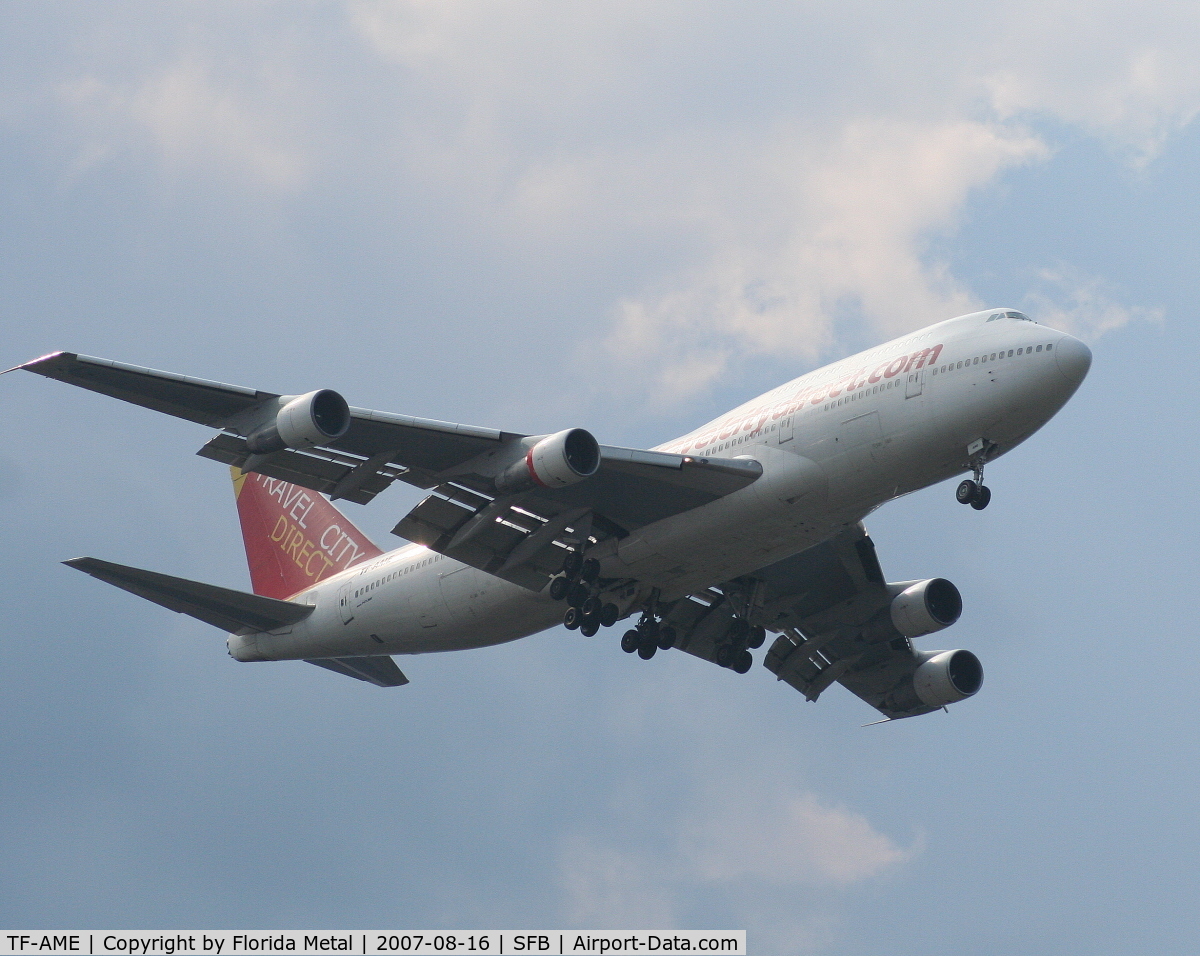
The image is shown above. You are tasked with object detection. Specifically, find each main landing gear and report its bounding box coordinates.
[620,612,677,661]
[713,618,766,674]
[956,450,993,511]
[553,551,620,638]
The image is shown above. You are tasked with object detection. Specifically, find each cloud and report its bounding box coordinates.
[31,4,1189,391]
[1023,265,1165,340]
[600,119,1046,399]
[558,837,678,928]
[981,11,1200,166]
[557,786,915,930]
[59,57,312,190]
[679,789,917,888]
[340,3,1190,405]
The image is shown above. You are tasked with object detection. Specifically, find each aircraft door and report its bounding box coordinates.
[337,582,354,624]
[779,413,795,443]
[905,369,924,398]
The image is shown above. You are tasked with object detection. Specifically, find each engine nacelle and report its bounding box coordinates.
[913,649,984,708]
[245,389,351,455]
[495,428,600,494]
[890,578,962,637]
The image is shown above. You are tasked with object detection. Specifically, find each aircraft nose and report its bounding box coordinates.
[1054,334,1092,386]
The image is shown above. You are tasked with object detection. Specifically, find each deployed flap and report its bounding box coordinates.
[392,452,763,592]
[64,557,314,635]
[544,448,761,530]
[305,656,409,687]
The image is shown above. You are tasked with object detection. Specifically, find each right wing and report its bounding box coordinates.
[15,352,762,592]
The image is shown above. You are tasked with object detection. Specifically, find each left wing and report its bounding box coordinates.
[14,352,761,591]
[656,525,980,720]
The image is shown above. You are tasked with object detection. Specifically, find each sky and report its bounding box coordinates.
[2,2,1199,952]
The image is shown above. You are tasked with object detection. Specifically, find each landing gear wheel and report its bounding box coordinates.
[581,596,602,617]
[580,616,600,637]
[656,626,676,651]
[580,558,601,584]
[716,644,734,667]
[731,649,753,674]
[637,640,657,660]
[561,551,583,578]
[563,606,582,630]
[956,479,979,505]
[621,630,640,653]
[970,485,992,510]
[567,582,590,608]
[599,603,620,627]
[728,618,750,642]
[549,576,570,601]
[746,625,766,649]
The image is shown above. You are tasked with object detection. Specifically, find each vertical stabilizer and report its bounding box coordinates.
[231,468,383,599]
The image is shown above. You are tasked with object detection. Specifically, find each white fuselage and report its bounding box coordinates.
[228,310,1091,664]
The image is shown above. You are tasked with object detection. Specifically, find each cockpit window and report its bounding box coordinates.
[986,310,1035,323]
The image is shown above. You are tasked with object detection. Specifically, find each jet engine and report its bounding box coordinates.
[245,389,351,454]
[496,428,600,493]
[890,578,962,637]
[913,649,984,708]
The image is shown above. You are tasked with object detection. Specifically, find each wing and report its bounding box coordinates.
[15,352,762,592]
[12,351,507,502]
[658,524,953,720]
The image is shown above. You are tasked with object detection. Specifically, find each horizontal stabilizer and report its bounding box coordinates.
[64,557,314,635]
[306,656,410,687]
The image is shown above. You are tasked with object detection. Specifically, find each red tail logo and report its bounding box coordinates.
[231,468,382,599]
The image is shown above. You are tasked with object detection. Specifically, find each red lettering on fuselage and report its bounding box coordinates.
[677,340,947,453]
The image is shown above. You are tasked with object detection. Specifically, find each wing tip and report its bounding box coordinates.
[7,350,74,373]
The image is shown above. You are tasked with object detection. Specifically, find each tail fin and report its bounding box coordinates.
[231,468,383,599]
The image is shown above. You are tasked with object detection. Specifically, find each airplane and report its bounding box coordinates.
[9,306,1091,720]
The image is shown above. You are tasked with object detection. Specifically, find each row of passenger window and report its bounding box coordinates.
[705,338,1059,440]
[355,554,442,598]
[931,342,1053,376]
[824,378,901,409]
[821,341,1055,410]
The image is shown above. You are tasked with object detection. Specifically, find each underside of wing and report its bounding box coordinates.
[13,351,513,505]
[14,355,763,567]
[755,527,977,719]
[649,524,978,720]
[14,351,273,425]
[391,451,762,591]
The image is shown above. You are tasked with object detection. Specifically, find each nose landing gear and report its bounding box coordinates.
[956,444,995,510]
[956,479,991,510]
